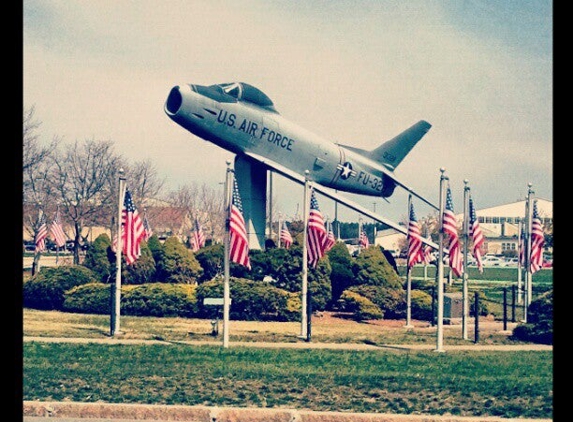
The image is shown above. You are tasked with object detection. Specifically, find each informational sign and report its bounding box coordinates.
[203,298,229,306]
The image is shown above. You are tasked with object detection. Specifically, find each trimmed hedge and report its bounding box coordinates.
[196,277,300,321]
[23,266,98,310]
[336,290,383,321]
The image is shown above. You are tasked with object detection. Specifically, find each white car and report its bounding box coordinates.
[482,255,505,267]
[504,257,520,267]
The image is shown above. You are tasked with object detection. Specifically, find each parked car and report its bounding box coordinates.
[23,241,36,252]
[481,255,505,267]
[504,257,520,267]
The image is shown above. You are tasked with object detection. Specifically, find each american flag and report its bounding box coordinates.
[323,220,336,252]
[469,197,485,273]
[359,230,369,249]
[529,200,545,274]
[422,244,433,264]
[442,186,463,277]
[307,188,327,268]
[143,213,153,241]
[121,188,146,265]
[280,221,293,249]
[34,212,48,253]
[229,178,251,269]
[49,210,67,248]
[407,203,424,268]
[191,217,206,252]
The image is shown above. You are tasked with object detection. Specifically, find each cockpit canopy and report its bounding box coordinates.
[192,82,278,113]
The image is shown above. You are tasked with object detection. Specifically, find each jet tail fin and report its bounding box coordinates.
[369,120,431,170]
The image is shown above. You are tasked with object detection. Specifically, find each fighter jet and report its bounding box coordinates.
[164,81,433,206]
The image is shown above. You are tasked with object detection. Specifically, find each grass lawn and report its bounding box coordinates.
[22,309,553,419]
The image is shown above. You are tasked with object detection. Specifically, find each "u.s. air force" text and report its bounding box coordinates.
[217,110,294,151]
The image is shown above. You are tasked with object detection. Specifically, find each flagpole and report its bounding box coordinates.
[436,168,447,353]
[54,207,60,265]
[405,194,413,328]
[300,171,310,339]
[268,170,273,243]
[358,217,362,254]
[527,187,535,306]
[33,203,43,276]
[223,160,233,348]
[517,220,523,305]
[277,213,282,248]
[523,183,534,322]
[462,180,470,340]
[111,168,125,337]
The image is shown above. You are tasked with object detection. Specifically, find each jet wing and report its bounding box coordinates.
[242,151,440,250]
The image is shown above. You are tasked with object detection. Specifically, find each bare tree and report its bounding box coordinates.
[22,106,64,273]
[50,139,123,264]
[126,159,166,206]
[166,182,225,243]
[23,106,59,206]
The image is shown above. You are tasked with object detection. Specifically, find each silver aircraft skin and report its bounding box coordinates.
[164,81,432,200]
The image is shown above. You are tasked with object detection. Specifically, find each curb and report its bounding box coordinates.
[23,401,552,422]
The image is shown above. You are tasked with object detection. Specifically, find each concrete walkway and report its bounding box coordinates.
[23,336,553,352]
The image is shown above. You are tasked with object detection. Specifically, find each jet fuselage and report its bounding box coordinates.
[165,82,425,198]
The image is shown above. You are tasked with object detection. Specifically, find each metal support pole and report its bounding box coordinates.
[474,291,480,343]
[111,169,125,337]
[268,171,273,242]
[511,285,516,323]
[435,168,447,352]
[405,194,413,328]
[462,180,470,340]
[503,287,508,331]
[300,171,310,338]
[516,220,523,305]
[223,161,233,348]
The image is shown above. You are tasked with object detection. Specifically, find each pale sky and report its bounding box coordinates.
[23,0,552,224]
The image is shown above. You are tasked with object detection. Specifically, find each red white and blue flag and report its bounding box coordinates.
[121,188,146,265]
[191,218,206,252]
[280,221,293,249]
[469,197,485,273]
[359,230,369,249]
[229,178,251,269]
[529,200,545,274]
[407,203,424,268]
[323,220,336,252]
[49,209,67,248]
[442,186,463,277]
[142,213,153,241]
[34,212,48,253]
[307,189,327,268]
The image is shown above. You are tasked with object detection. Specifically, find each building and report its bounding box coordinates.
[375,198,552,257]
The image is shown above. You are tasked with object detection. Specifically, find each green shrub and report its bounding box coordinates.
[195,243,224,282]
[410,289,433,321]
[196,277,299,321]
[512,289,553,344]
[347,284,405,320]
[23,265,98,310]
[155,236,203,283]
[352,247,403,289]
[336,290,383,321]
[121,283,198,317]
[63,282,112,314]
[82,234,114,283]
[121,243,157,284]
